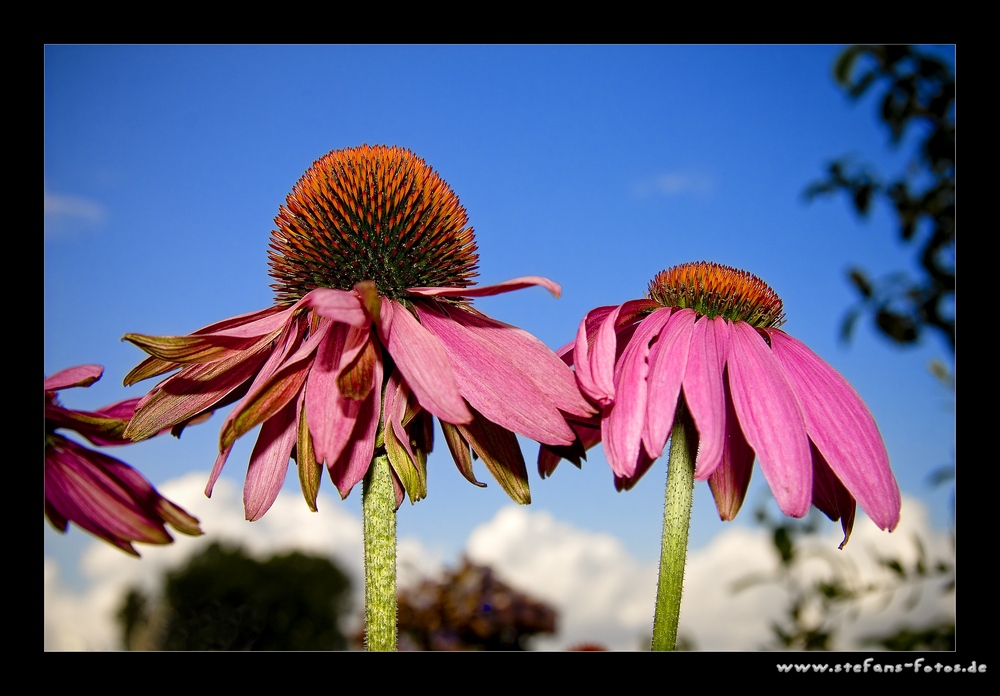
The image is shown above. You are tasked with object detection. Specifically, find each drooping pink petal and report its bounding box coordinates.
[46,397,140,447]
[603,310,671,479]
[295,389,323,512]
[121,307,288,383]
[205,443,234,498]
[440,421,485,488]
[643,308,693,459]
[726,321,812,518]
[613,446,656,492]
[576,305,624,406]
[683,316,731,480]
[305,322,364,467]
[454,409,531,504]
[383,369,427,503]
[244,397,299,521]
[44,436,196,556]
[408,275,562,299]
[429,303,593,417]
[45,364,103,392]
[184,305,287,338]
[810,443,858,549]
[328,354,383,498]
[302,287,369,326]
[125,311,301,441]
[125,346,271,442]
[376,299,471,425]
[219,314,318,451]
[707,391,756,520]
[537,413,600,477]
[414,302,579,445]
[766,329,900,532]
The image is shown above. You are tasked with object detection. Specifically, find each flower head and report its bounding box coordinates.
[123,145,592,520]
[541,261,901,547]
[44,364,203,556]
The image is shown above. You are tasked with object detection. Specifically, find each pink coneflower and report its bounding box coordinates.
[123,145,592,520]
[541,261,901,547]
[44,364,203,556]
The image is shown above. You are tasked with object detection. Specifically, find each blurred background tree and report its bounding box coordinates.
[735,505,954,651]
[804,44,954,356]
[118,542,352,650]
[365,557,557,651]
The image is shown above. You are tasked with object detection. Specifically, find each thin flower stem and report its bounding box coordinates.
[362,452,397,651]
[651,402,697,651]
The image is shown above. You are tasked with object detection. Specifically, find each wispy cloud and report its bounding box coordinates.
[44,186,106,240]
[633,171,716,199]
[44,474,952,651]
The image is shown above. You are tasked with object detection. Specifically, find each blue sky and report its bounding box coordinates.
[44,44,955,649]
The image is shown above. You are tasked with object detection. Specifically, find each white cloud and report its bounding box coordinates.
[44,476,953,652]
[44,186,106,240]
[462,496,954,651]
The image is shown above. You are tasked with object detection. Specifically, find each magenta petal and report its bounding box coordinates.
[408,275,561,299]
[218,315,316,450]
[684,316,731,480]
[378,299,471,424]
[811,444,858,548]
[726,321,812,518]
[328,355,382,498]
[302,288,369,326]
[578,305,624,405]
[603,312,668,478]
[243,398,299,521]
[305,322,363,466]
[643,308,693,459]
[414,303,579,445]
[45,364,104,392]
[708,393,756,521]
[767,329,901,532]
[429,304,593,418]
[205,443,233,498]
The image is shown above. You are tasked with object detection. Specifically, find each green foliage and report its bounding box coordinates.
[117,542,352,650]
[737,505,954,651]
[805,44,954,354]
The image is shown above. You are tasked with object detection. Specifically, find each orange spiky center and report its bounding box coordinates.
[268,145,480,304]
[647,261,786,328]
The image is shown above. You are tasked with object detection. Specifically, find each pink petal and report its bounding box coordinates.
[810,444,858,548]
[726,321,812,518]
[125,346,270,442]
[328,355,383,498]
[603,310,670,479]
[45,364,104,392]
[643,308,693,459]
[408,275,562,299]
[576,304,624,405]
[707,393,756,520]
[414,303,580,445]
[219,315,319,450]
[243,398,299,521]
[205,443,234,498]
[435,303,593,417]
[305,322,365,466]
[377,299,471,424]
[684,316,731,480]
[766,329,900,532]
[302,287,369,326]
